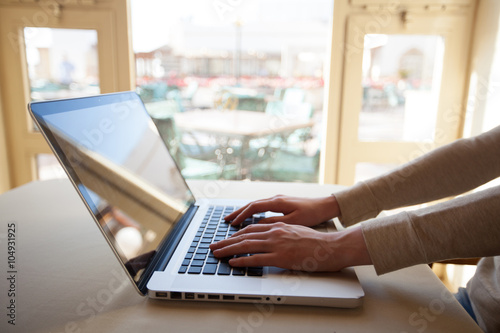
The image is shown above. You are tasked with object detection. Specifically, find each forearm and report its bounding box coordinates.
[361,185,500,275]
[368,127,500,210]
[336,125,500,226]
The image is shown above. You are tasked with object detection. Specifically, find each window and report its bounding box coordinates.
[0,2,133,187]
[25,28,100,102]
[131,0,333,182]
[333,2,476,185]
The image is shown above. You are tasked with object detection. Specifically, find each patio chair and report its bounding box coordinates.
[151,116,235,180]
[213,91,238,111]
[166,89,185,112]
[264,101,314,152]
[181,81,199,109]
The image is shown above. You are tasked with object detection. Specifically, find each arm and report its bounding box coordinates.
[226,126,500,227]
[361,185,500,274]
[215,126,500,273]
[335,126,500,274]
[336,125,500,227]
[212,185,500,273]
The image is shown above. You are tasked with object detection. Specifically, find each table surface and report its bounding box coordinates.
[174,110,314,138]
[0,179,481,333]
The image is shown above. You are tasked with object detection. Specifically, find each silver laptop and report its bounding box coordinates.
[28,91,364,308]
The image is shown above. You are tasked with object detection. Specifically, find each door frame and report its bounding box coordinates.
[320,0,477,185]
[0,1,135,188]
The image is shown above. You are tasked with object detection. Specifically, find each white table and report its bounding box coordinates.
[0,179,481,332]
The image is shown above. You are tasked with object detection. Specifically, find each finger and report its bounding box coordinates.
[223,205,248,221]
[209,224,273,251]
[209,236,238,251]
[228,200,280,225]
[223,199,269,223]
[229,223,275,238]
[257,215,289,225]
[212,239,270,258]
[259,212,310,226]
[229,253,277,268]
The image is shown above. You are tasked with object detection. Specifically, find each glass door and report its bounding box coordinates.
[25,27,101,180]
[337,10,474,185]
[0,4,134,187]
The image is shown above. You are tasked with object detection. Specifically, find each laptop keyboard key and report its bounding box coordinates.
[194,254,206,261]
[188,266,202,274]
[196,248,209,255]
[247,267,263,276]
[232,267,246,276]
[206,257,219,264]
[242,218,253,227]
[203,264,218,275]
[191,260,205,267]
[217,262,231,275]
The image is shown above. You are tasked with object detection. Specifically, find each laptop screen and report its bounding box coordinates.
[30,92,196,285]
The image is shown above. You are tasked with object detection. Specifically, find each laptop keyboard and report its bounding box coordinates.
[178,205,264,277]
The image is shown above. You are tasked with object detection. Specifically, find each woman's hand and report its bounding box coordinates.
[209,223,371,272]
[224,195,341,227]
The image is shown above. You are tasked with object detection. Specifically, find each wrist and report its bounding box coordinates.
[316,195,341,222]
[328,225,372,270]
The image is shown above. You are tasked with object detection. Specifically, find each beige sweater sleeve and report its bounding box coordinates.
[334,125,500,275]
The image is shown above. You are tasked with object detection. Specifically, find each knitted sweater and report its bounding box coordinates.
[335,125,500,332]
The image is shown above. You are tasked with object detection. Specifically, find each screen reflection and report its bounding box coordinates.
[33,94,195,282]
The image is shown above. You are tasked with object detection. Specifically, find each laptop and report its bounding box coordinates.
[28,91,364,308]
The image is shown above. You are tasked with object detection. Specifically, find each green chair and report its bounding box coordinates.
[151,116,237,180]
[264,101,314,153]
